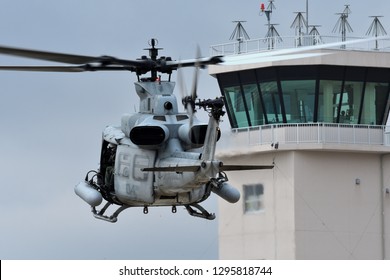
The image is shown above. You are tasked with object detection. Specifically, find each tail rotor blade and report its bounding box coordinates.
[188,45,202,128]
[177,61,188,100]
[177,61,195,128]
[190,45,201,101]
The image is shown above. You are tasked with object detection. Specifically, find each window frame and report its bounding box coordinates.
[243,183,265,214]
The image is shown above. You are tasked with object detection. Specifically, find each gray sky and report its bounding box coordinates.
[0,0,389,259]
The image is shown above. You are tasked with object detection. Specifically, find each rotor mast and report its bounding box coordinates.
[143,38,162,81]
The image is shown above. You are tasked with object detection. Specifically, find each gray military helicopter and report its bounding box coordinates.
[0,39,273,222]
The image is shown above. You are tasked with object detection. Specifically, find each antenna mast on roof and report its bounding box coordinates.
[265,24,282,49]
[366,16,387,50]
[229,20,250,53]
[260,0,276,34]
[333,4,353,47]
[306,0,309,35]
[309,25,322,45]
[260,0,281,49]
[291,12,307,46]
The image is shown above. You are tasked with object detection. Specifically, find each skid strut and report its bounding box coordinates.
[185,203,215,220]
[91,202,131,223]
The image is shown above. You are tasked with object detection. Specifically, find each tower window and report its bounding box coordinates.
[243,184,264,213]
[218,65,390,127]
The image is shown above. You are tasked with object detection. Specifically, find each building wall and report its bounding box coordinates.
[218,151,296,259]
[294,151,384,259]
[217,148,390,259]
[381,154,390,259]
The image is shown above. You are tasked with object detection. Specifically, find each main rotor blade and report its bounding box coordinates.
[0,45,151,69]
[220,165,274,171]
[0,65,136,72]
[0,65,86,72]
[0,45,101,64]
[167,55,223,69]
[0,45,222,74]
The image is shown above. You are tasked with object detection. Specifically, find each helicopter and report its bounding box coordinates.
[0,38,274,222]
[1,36,387,222]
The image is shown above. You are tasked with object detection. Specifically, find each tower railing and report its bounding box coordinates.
[231,123,390,147]
[210,35,390,56]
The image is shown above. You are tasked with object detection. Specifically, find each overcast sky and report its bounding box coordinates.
[0,0,389,260]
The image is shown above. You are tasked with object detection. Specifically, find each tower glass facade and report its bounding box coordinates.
[217,65,390,128]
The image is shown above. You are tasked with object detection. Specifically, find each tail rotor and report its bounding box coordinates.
[179,46,203,128]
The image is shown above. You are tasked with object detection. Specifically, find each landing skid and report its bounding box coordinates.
[91,202,130,223]
[91,202,215,222]
[185,203,216,220]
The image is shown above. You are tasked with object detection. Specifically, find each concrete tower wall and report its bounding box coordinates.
[218,151,295,259]
[294,151,384,259]
[218,149,390,259]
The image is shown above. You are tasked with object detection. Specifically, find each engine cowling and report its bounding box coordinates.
[178,123,208,149]
[130,124,169,148]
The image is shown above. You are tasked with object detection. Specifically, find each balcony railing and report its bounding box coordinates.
[231,123,390,147]
[210,35,390,56]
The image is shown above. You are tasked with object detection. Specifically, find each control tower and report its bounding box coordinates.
[209,36,390,259]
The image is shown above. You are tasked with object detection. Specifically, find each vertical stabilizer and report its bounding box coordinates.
[200,116,219,161]
[199,98,225,161]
